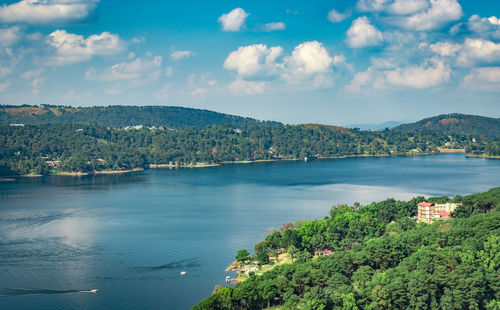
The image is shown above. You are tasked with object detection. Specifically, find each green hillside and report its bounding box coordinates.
[394,113,500,138]
[0,105,279,128]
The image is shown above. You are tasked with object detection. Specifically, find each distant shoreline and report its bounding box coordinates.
[6,150,484,179]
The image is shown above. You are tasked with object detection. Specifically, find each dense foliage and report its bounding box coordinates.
[0,123,488,176]
[193,187,500,310]
[394,113,500,138]
[0,105,279,128]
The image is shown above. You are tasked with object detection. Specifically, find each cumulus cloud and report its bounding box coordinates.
[262,22,286,31]
[462,67,500,91]
[170,50,194,61]
[347,58,451,91]
[396,0,463,31]
[218,8,248,31]
[468,15,500,40]
[0,0,98,24]
[384,59,450,88]
[327,9,351,23]
[224,41,336,90]
[229,80,267,95]
[85,55,162,82]
[46,30,123,65]
[357,0,428,15]
[281,41,333,87]
[224,44,283,78]
[429,41,461,56]
[346,16,383,48]
[456,38,500,67]
[0,26,21,46]
[388,0,429,15]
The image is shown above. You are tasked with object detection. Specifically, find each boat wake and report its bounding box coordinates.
[0,288,98,296]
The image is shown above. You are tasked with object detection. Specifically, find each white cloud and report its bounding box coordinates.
[356,0,389,12]
[224,41,336,90]
[0,66,12,78]
[0,26,21,46]
[456,38,500,67]
[281,41,334,88]
[346,16,383,48]
[192,87,208,96]
[223,44,283,78]
[21,68,44,79]
[46,30,123,65]
[0,0,98,24]
[131,36,145,44]
[262,22,286,31]
[85,55,162,82]
[218,8,249,31]
[327,9,351,23]
[462,67,500,91]
[468,15,500,40]
[384,59,450,88]
[346,67,381,92]
[388,0,429,15]
[0,81,10,92]
[154,82,171,100]
[31,77,45,95]
[229,80,267,95]
[396,0,463,31]
[347,58,451,91]
[429,41,461,56]
[165,66,174,77]
[170,50,194,61]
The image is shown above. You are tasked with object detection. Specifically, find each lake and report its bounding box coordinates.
[0,154,499,309]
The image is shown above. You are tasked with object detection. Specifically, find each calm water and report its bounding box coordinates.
[0,154,499,309]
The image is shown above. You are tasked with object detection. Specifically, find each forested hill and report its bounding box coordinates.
[193,187,500,309]
[0,105,280,128]
[394,113,500,138]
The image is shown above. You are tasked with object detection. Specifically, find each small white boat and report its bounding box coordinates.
[180,271,186,275]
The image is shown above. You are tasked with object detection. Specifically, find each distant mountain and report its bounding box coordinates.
[0,105,280,128]
[394,113,500,138]
[347,121,403,131]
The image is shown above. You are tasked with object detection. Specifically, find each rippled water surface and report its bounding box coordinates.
[0,154,499,309]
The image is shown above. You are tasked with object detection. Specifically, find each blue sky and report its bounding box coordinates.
[0,0,499,125]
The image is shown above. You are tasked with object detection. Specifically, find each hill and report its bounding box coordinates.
[394,113,500,138]
[0,105,280,128]
[347,121,403,131]
[193,187,500,309]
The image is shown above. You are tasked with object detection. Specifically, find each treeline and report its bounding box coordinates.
[0,105,280,128]
[193,187,500,309]
[0,123,488,176]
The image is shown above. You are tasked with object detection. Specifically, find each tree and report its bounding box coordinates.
[236,249,250,262]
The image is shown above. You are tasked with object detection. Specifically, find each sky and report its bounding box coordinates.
[0,0,499,125]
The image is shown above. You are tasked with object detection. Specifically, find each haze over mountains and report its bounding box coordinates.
[1,105,499,138]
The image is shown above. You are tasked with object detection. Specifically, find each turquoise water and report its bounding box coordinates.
[0,154,499,309]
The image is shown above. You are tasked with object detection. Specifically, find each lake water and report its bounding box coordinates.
[0,154,499,309]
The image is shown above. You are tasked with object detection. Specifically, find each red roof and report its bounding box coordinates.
[418,202,434,207]
[439,211,450,218]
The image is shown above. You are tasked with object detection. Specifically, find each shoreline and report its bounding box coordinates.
[5,150,479,178]
[466,154,500,159]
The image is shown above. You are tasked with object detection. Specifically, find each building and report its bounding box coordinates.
[417,202,462,223]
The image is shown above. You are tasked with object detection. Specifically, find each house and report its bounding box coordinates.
[10,123,24,127]
[315,249,336,256]
[417,202,462,223]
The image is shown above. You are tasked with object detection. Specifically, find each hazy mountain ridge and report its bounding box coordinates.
[393,113,500,138]
[0,105,280,128]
